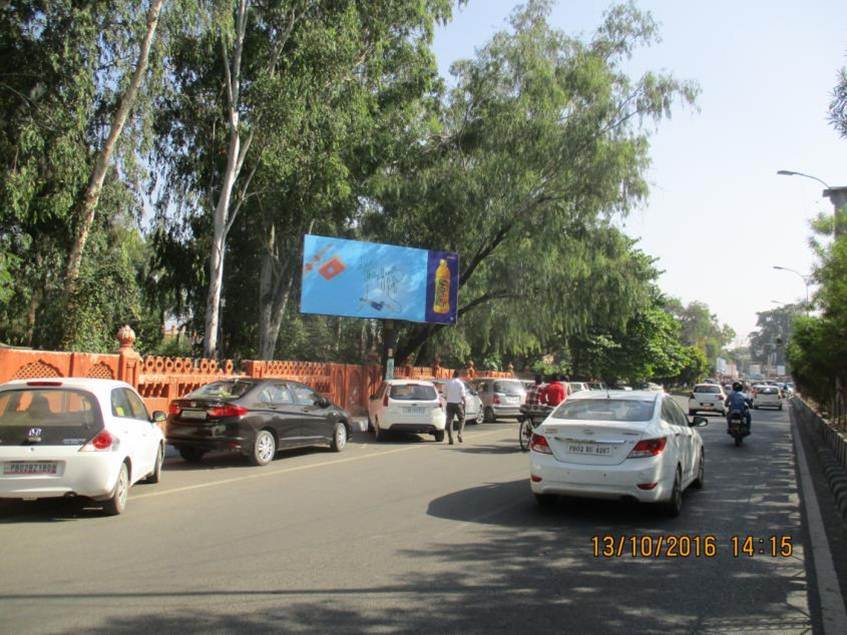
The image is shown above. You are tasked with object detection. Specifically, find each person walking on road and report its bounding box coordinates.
[444,369,467,445]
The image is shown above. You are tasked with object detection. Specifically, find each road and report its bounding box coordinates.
[0,398,825,633]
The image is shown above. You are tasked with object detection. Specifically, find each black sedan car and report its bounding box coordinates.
[166,379,353,466]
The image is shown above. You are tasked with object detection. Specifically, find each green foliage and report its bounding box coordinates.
[829,64,847,139]
[666,298,734,369]
[748,303,803,370]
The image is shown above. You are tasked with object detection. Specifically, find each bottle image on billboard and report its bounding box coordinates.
[433,259,451,314]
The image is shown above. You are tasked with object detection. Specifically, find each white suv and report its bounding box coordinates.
[367,380,446,442]
[688,383,727,416]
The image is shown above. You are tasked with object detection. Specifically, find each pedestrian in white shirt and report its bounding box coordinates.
[444,369,467,445]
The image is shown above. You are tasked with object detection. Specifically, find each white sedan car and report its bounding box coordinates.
[367,379,446,441]
[529,391,708,516]
[0,378,166,515]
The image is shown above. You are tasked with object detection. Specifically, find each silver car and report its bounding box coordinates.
[475,378,527,421]
[431,379,484,425]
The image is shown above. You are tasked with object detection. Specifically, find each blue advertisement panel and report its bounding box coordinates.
[300,235,459,324]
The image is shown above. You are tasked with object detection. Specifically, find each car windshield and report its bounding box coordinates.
[493,381,524,395]
[760,387,778,394]
[0,388,103,445]
[552,398,654,422]
[187,380,255,400]
[390,384,437,401]
[694,385,721,394]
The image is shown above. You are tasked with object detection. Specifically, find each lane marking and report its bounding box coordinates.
[791,410,847,634]
[132,428,514,501]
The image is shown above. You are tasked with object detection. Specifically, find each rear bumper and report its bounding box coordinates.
[0,453,122,500]
[167,434,247,452]
[491,405,522,417]
[529,453,673,503]
[384,423,441,434]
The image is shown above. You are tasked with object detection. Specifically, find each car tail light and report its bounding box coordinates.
[383,393,389,407]
[529,433,553,454]
[80,430,118,452]
[627,437,667,458]
[168,402,182,416]
[206,404,248,419]
[27,381,63,386]
[493,395,501,404]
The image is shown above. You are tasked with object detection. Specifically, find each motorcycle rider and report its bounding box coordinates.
[724,381,751,432]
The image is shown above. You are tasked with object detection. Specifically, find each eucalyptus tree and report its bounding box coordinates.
[364,0,698,363]
[156,0,457,359]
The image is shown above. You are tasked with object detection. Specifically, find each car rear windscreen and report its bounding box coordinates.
[0,388,103,446]
[552,399,654,422]
[187,380,256,400]
[494,381,524,395]
[760,387,778,394]
[390,384,438,401]
[694,385,721,393]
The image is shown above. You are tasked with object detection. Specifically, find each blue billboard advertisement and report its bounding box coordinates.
[300,235,459,324]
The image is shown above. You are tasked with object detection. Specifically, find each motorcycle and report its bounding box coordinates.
[518,403,554,451]
[727,409,750,447]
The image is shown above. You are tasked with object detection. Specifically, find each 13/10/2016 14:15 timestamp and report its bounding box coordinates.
[591,535,794,558]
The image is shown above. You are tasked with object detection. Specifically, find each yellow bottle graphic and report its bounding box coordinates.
[433,259,451,314]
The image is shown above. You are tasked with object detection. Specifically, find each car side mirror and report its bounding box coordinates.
[690,416,708,428]
[152,410,167,423]
[316,397,330,408]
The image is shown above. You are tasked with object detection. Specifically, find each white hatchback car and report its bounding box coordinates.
[367,379,446,441]
[0,378,166,515]
[753,385,783,410]
[529,391,707,516]
[688,383,726,416]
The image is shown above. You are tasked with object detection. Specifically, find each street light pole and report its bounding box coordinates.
[777,170,846,237]
[772,266,810,313]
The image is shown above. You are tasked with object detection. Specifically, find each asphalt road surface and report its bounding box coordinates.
[0,398,827,633]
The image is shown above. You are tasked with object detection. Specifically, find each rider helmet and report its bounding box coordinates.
[732,381,743,392]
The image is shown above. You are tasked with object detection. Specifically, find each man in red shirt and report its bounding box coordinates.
[542,373,566,406]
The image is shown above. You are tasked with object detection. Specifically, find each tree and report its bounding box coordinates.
[748,303,803,369]
[667,299,734,368]
[364,0,698,363]
[829,63,847,139]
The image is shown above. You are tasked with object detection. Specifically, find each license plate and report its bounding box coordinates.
[701,403,714,409]
[403,407,426,415]
[3,462,58,475]
[180,409,207,420]
[505,396,519,403]
[567,444,612,456]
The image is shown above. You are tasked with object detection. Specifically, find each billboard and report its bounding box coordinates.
[300,234,459,324]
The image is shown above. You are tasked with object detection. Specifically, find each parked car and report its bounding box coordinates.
[567,382,590,394]
[688,383,727,416]
[167,379,352,465]
[367,379,446,441]
[475,378,527,422]
[588,382,607,391]
[0,378,166,515]
[432,379,484,425]
[529,390,707,516]
[753,385,783,410]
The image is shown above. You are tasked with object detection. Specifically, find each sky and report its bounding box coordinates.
[431,0,847,345]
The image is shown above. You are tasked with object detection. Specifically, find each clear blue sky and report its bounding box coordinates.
[432,0,847,345]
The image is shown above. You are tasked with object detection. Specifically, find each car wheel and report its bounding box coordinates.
[692,452,704,489]
[331,422,347,452]
[663,468,683,517]
[178,447,205,463]
[144,444,164,484]
[475,411,484,425]
[734,435,743,447]
[753,404,759,409]
[102,462,129,516]
[484,406,495,423]
[434,430,445,442]
[250,429,276,466]
[534,493,557,508]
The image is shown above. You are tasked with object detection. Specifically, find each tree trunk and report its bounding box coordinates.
[257,221,296,360]
[64,0,166,295]
[203,0,249,358]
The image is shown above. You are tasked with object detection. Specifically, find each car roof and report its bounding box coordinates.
[1,377,133,391]
[566,389,659,402]
[383,379,436,386]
